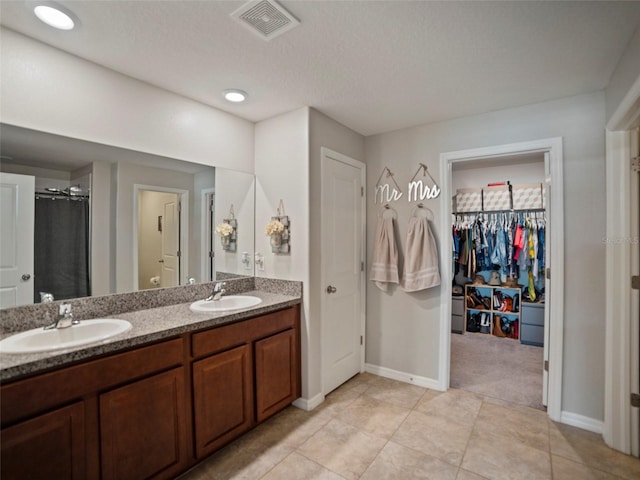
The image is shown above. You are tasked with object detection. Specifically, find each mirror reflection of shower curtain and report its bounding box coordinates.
[34,197,90,302]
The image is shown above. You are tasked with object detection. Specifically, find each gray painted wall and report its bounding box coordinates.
[605,27,640,126]
[364,91,607,421]
[1,28,254,173]
[309,108,365,399]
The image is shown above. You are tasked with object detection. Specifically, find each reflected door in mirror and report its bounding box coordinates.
[0,173,35,308]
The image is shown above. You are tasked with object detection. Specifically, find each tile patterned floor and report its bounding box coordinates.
[179,373,640,480]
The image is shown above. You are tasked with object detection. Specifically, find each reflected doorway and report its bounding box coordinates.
[134,186,188,290]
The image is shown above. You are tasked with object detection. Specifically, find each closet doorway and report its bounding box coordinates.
[450,154,546,410]
[439,138,565,422]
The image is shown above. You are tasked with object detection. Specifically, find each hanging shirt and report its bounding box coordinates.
[513,224,524,261]
[531,226,539,279]
[538,227,545,273]
[507,219,515,277]
[458,230,469,265]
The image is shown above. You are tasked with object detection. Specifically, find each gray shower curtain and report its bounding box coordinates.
[34,197,90,302]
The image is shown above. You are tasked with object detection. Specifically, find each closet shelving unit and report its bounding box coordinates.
[452,183,547,344]
[452,183,544,342]
[464,284,521,340]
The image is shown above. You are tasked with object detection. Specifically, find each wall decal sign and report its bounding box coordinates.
[408,163,441,201]
[374,167,403,204]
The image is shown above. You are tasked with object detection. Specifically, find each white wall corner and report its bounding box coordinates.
[560,411,604,435]
[365,363,442,391]
[603,129,633,454]
[292,393,324,412]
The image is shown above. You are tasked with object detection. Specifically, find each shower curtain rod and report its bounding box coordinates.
[35,191,89,200]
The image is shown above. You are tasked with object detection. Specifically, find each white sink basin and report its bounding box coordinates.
[190,296,262,313]
[0,319,132,354]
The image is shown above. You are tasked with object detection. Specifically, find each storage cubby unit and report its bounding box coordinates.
[451,295,465,334]
[520,301,545,346]
[464,284,521,340]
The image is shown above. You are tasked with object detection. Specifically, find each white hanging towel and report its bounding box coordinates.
[369,215,400,291]
[401,213,441,291]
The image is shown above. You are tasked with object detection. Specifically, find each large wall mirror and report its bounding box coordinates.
[0,124,255,308]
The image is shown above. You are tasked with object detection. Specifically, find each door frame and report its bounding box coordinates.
[201,188,215,284]
[438,137,565,422]
[132,184,189,290]
[320,147,366,395]
[604,70,640,454]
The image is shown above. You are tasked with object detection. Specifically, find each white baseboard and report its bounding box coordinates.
[560,411,604,435]
[292,393,324,411]
[365,363,442,391]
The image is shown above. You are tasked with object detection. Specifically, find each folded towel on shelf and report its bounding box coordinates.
[369,215,400,291]
[401,213,441,292]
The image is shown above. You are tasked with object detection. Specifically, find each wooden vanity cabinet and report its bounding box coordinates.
[1,338,186,480]
[100,367,188,480]
[0,304,301,480]
[255,328,298,422]
[190,305,301,458]
[1,402,86,480]
[192,344,253,458]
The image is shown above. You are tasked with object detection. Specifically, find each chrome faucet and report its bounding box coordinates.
[206,282,226,301]
[44,303,79,330]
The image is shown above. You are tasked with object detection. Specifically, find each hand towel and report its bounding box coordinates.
[401,214,441,291]
[369,215,400,291]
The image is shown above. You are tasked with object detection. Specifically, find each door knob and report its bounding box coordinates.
[326,285,337,294]
[158,259,164,263]
[21,274,31,281]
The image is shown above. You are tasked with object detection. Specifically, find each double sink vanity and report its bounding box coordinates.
[0,277,302,480]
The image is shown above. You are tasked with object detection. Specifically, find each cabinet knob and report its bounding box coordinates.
[21,274,31,281]
[326,285,337,294]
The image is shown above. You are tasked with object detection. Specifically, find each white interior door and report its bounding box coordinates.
[161,197,179,288]
[0,172,35,308]
[321,149,366,395]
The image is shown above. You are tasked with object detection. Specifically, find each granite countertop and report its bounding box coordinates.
[0,290,300,382]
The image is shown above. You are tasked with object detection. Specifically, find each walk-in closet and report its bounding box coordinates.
[450,153,548,410]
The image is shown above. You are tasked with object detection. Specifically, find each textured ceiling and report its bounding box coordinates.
[1,1,639,136]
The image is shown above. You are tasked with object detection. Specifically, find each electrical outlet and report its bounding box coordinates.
[254,253,265,272]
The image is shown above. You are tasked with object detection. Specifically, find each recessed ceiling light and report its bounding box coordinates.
[33,4,75,30]
[223,89,248,103]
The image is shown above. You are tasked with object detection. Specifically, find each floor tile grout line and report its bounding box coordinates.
[184,373,638,480]
[547,414,555,479]
[455,396,486,475]
[291,448,349,480]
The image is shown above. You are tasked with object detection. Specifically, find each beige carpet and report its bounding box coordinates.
[450,331,545,410]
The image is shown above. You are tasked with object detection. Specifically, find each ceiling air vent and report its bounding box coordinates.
[231,0,300,41]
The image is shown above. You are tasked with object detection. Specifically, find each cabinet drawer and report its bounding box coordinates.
[521,304,544,326]
[520,324,544,346]
[451,314,464,334]
[192,307,297,358]
[451,297,464,316]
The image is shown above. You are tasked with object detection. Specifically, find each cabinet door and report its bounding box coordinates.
[255,328,297,422]
[192,344,253,458]
[100,367,187,480]
[1,402,85,480]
